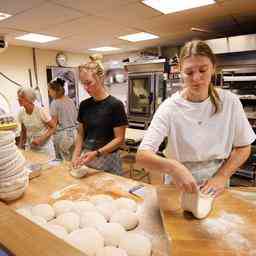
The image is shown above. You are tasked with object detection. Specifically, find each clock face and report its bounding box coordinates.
[56,53,67,67]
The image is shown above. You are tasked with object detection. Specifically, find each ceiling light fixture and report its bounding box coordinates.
[88,46,120,52]
[118,32,159,42]
[142,0,216,14]
[15,33,59,43]
[0,12,12,21]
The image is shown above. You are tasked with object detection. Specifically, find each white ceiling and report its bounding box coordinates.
[0,0,256,55]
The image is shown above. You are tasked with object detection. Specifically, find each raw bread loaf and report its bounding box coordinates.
[181,190,214,219]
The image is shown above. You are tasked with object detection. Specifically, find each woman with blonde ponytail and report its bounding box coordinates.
[72,54,128,175]
[137,40,255,197]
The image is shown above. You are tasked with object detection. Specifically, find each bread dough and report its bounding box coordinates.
[53,200,74,216]
[72,200,96,216]
[96,201,117,221]
[96,246,127,256]
[44,224,68,240]
[96,222,126,247]
[16,207,32,219]
[119,233,152,256]
[31,204,55,221]
[55,212,80,233]
[67,227,104,256]
[80,211,106,229]
[115,197,137,213]
[90,194,114,206]
[28,215,47,226]
[110,209,139,231]
[181,190,214,219]
[70,165,89,178]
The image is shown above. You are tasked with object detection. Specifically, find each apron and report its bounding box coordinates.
[53,127,77,161]
[164,159,227,186]
[21,107,56,160]
[82,149,122,175]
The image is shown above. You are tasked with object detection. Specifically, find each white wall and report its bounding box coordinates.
[0,45,88,116]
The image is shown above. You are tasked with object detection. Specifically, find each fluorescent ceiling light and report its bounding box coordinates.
[88,46,120,52]
[119,32,159,42]
[0,12,12,21]
[15,33,59,43]
[142,0,216,14]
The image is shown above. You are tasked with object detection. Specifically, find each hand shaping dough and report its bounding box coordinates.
[67,227,104,256]
[119,233,152,256]
[70,165,89,178]
[96,246,127,256]
[181,190,214,219]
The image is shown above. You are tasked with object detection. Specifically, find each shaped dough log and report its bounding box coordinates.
[181,190,214,219]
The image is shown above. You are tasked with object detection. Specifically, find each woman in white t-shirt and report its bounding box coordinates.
[137,40,256,197]
[17,88,56,159]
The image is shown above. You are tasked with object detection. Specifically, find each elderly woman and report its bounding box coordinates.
[17,88,56,159]
[72,55,128,175]
[137,40,256,197]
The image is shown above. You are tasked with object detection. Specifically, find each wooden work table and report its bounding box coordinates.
[1,150,256,256]
[4,150,169,256]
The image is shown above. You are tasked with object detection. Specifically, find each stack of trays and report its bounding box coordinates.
[0,131,29,202]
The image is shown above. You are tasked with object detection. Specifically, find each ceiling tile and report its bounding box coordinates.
[51,0,140,13]
[0,2,83,32]
[39,16,138,38]
[0,0,45,15]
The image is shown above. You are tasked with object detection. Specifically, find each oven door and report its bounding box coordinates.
[128,73,155,117]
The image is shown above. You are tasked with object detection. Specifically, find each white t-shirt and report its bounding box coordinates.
[139,89,256,163]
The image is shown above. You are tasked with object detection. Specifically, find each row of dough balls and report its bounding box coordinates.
[16,195,152,256]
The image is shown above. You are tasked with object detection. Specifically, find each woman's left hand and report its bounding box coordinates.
[79,151,97,165]
[199,175,227,197]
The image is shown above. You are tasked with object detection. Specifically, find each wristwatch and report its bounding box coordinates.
[96,150,102,158]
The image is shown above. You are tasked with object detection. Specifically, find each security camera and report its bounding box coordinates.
[0,36,8,53]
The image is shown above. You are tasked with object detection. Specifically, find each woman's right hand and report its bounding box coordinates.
[171,164,198,193]
[72,157,81,168]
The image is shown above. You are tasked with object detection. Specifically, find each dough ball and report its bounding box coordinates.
[110,210,139,231]
[31,204,55,221]
[96,246,127,256]
[96,201,117,221]
[28,215,47,226]
[80,211,106,229]
[90,194,114,206]
[48,218,59,226]
[115,197,137,213]
[53,200,74,216]
[70,165,89,178]
[96,222,126,247]
[72,201,97,216]
[67,227,104,256]
[16,208,32,219]
[55,212,80,233]
[45,224,68,240]
[119,233,152,256]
